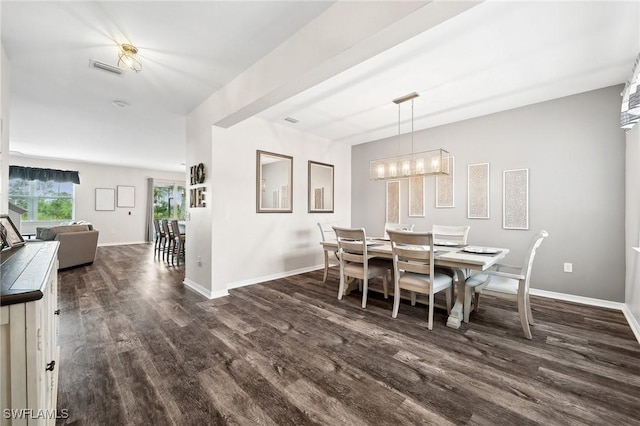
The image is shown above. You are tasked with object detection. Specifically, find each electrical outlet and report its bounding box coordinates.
[563,262,573,273]
[197,256,202,266]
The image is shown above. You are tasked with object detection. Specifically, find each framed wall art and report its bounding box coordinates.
[436,156,455,208]
[408,176,425,217]
[467,163,490,219]
[386,180,400,224]
[0,214,25,249]
[117,185,135,208]
[503,168,529,230]
[95,188,115,211]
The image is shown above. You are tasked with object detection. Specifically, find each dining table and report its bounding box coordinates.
[320,238,509,329]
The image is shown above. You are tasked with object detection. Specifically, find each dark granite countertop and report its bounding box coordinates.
[1,241,59,306]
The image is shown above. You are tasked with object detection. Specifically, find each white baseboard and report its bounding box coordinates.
[530,288,640,344]
[227,264,324,290]
[621,304,640,344]
[183,278,228,300]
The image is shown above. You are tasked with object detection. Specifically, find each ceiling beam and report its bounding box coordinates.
[190,1,482,129]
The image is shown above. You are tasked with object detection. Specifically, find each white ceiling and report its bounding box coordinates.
[3,1,639,173]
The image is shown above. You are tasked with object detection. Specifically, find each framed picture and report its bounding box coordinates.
[436,156,455,208]
[0,214,25,249]
[408,176,425,217]
[117,185,135,208]
[308,161,334,213]
[95,188,115,211]
[256,150,293,213]
[468,163,490,219]
[386,180,400,224]
[503,168,529,230]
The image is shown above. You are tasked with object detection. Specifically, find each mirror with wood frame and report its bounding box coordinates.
[256,150,293,213]
[308,161,334,213]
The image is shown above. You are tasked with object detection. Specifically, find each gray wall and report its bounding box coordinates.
[353,85,626,301]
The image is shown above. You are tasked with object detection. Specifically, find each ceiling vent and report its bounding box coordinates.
[89,59,124,76]
[284,117,299,124]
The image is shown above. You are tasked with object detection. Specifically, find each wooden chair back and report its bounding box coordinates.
[384,223,414,239]
[170,220,182,239]
[431,225,470,245]
[521,230,549,291]
[387,230,435,277]
[162,219,173,240]
[153,218,164,237]
[317,222,338,242]
[333,226,370,265]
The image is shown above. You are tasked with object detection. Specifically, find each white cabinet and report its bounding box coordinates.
[1,242,60,426]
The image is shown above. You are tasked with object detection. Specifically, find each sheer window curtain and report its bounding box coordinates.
[145,178,154,242]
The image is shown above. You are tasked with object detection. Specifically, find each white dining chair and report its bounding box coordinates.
[387,230,452,330]
[431,225,470,246]
[432,225,472,298]
[384,222,414,239]
[317,222,339,282]
[333,226,390,308]
[464,230,549,339]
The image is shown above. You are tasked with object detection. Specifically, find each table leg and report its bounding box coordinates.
[446,269,467,329]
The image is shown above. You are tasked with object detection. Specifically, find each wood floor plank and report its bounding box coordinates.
[55,244,640,425]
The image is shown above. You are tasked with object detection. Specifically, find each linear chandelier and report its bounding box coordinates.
[621,52,640,131]
[369,92,450,180]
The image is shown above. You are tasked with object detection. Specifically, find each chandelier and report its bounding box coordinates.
[118,43,142,72]
[621,52,640,131]
[369,92,450,180]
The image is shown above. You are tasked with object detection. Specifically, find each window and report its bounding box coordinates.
[153,183,185,220]
[9,178,75,221]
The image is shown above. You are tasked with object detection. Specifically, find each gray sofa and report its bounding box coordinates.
[36,224,99,269]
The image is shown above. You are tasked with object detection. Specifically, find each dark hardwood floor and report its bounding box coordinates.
[56,244,640,425]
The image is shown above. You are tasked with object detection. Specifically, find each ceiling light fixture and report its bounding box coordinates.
[369,92,450,180]
[621,52,640,131]
[117,43,142,72]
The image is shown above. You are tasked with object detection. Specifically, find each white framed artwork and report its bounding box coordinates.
[408,176,425,217]
[467,163,490,219]
[436,156,455,208]
[386,180,400,224]
[95,188,115,211]
[503,168,529,230]
[117,185,135,208]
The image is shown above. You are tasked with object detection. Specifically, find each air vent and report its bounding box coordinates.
[89,59,124,76]
[284,117,299,124]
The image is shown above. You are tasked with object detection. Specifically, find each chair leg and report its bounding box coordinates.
[427,292,435,330]
[526,292,535,325]
[322,251,329,283]
[167,239,174,265]
[382,271,389,299]
[337,267,345,300]
[410,292,417,306]
[392,286,401,318]
[518,292,533,339]
[163,238,169,262]
[361,277,369,309]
